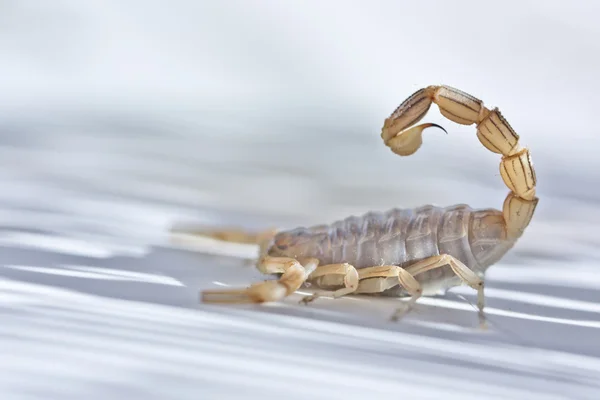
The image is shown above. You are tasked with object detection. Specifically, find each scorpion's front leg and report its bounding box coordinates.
[201,256,318,304]
[405,254,485,319]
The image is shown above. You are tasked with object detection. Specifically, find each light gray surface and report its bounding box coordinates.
[1,2,600,399]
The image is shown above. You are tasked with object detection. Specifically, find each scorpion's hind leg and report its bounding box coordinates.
[299,263,360,304]
[352,266,423,322]
[201,256,318,304]
[405,254,486,323]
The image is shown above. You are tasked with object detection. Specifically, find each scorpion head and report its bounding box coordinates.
[269,228,312,255]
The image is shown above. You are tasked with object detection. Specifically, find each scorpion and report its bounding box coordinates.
[184,85,538,321]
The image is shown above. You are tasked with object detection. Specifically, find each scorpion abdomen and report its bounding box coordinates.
[269,203,512,276]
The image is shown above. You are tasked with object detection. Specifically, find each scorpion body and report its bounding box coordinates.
[268,203,512,297]
[185,84,538,321]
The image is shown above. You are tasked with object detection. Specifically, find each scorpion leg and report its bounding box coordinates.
[299,263,360,304]
[405,254,485,316]
[352,266,423,321]
[201,256,318,304]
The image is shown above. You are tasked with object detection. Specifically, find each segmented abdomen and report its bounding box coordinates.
[269,204,506,273]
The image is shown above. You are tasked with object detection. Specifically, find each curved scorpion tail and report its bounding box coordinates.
[381,85,538,239]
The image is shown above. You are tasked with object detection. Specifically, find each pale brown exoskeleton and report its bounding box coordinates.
[183,85,538,321]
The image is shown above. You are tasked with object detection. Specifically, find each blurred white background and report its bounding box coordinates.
[1,1,600,399]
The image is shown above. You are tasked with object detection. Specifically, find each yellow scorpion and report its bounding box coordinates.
[190,85,538,321]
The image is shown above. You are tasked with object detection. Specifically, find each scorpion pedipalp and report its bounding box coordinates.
[202,256,319,304]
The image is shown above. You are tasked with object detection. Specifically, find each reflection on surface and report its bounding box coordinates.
[1,97,599,400]
[3,100,600,400]
[2,1,600,398]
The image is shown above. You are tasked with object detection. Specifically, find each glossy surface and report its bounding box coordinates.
[1,2,600,400]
